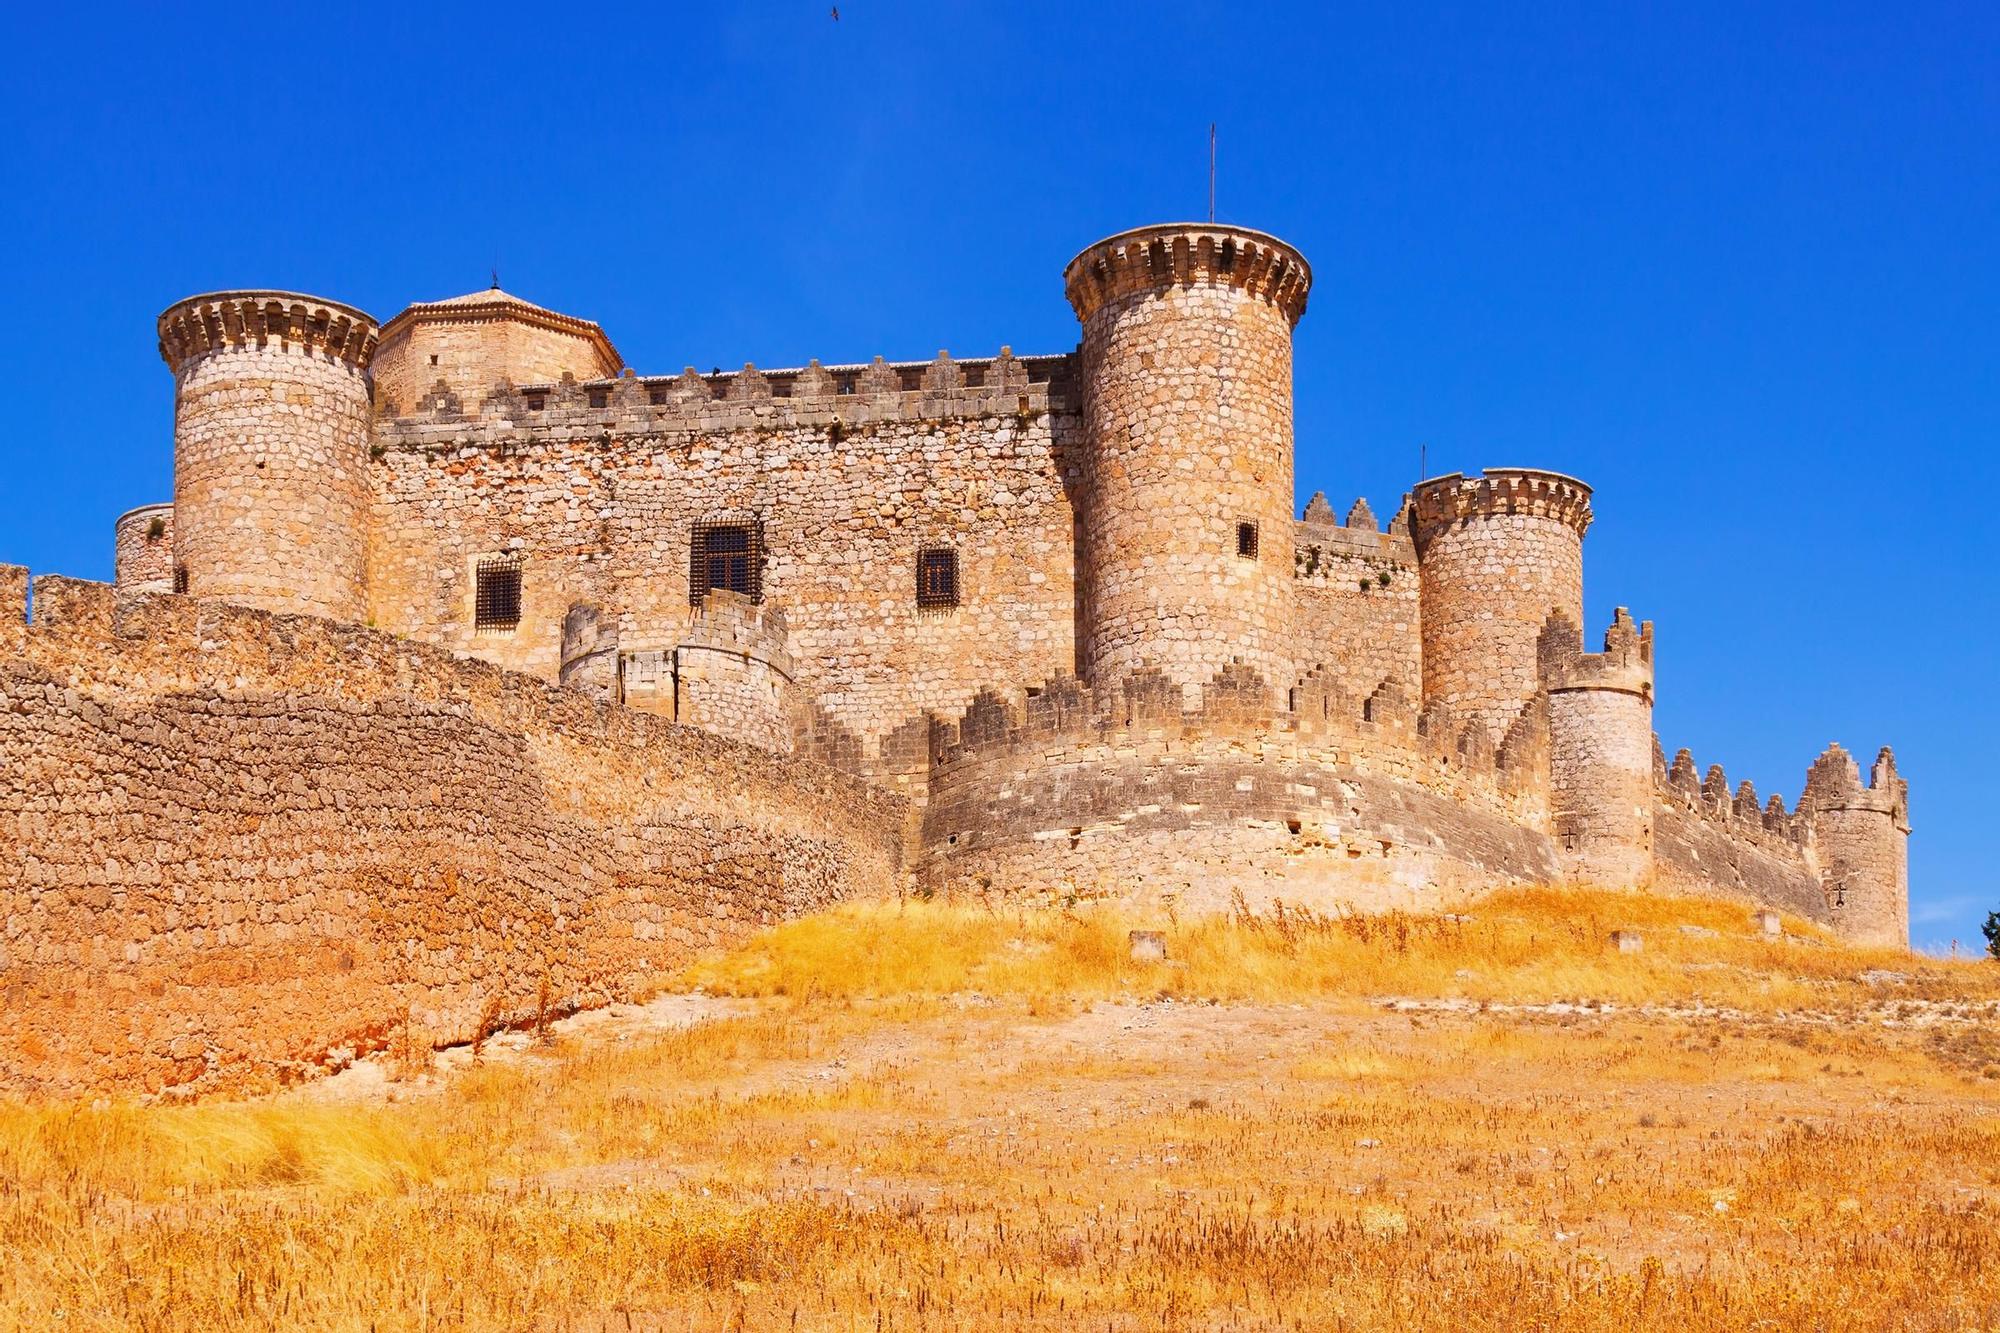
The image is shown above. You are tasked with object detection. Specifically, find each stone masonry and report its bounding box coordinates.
[1,219,1916,1093]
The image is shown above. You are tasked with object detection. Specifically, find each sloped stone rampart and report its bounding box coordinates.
[0,571,906,1097]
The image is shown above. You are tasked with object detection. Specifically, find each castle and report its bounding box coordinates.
[0,222,1911,1094]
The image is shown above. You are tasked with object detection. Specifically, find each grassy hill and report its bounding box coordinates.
[4,887,1996,1330]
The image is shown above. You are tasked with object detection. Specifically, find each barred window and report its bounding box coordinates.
[474,555,522,632]
[172,564,189,595]
[916,547,959,610]
[690,519,763,605]
[1236,521,1259,559]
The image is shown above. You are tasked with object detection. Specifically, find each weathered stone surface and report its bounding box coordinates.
[0,579,905,1098]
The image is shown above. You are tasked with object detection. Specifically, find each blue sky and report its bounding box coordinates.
[1,2,1993,949]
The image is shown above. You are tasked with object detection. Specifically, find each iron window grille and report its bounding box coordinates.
[1236,521,1259,559]
[690,519,764,605]
[172,564,189,595]
[916,547,960,610]
[474,555,523,632]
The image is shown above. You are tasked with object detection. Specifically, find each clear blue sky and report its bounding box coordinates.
[1,3,1993,950]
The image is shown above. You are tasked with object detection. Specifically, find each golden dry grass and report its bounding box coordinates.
[682,884,2000,1013]
[4,886,1998,1331]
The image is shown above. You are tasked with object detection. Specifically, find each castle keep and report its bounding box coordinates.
[0,222,1911,1094]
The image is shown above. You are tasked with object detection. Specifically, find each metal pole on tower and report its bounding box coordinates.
[1208,124,1216,223]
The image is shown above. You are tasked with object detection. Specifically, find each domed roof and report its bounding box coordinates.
[379,284,621,373]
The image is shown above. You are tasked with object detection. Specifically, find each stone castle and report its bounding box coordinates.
[0,222,1910,1095]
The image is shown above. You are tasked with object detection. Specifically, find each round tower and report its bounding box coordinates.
[1805,744,1911,948]
[158,292,379,622]
[112,503,176,594]
[1412,468,1593,742]
[1541,608,1656,887]
[1064,224,1310,706]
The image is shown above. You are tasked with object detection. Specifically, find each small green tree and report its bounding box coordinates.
[1983,909,2000,961]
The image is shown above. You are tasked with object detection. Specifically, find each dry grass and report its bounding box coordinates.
[681,884,2000,1013]
[4,886,1998,1330]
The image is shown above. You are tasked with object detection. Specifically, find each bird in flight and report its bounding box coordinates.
[830,6,840,18]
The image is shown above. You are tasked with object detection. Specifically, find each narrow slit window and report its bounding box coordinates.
[474,556,522,632]
[690,520,763,605]
[916,547,959,610]
[172,564,189,595]
[1236,521,1259,560]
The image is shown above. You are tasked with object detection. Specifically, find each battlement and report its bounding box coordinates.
[1410,469,1594,545]
[1063,224,1312,327]
[1539,608,1654,697]
[1295,490,1417,566]
[157,290,379,374]
[1803,742,1909,822]
[373,348,1076,442]
[926,655,1546,812]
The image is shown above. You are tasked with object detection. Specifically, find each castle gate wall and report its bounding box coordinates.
[366,361,1080,766]
[0,572,906,1097]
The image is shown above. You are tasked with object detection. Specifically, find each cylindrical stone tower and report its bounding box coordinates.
[112,503,176,594]
[1412,468,1593,742]
[1805,744,1911,948]
[1541,608,1655,887]
[157,291,379,621]
[1064,224,1311,706]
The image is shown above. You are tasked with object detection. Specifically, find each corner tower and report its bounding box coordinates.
[158,292,379,621]
[1804,744,1911,948]
[1064,224,1310,705]
[1412,469,1593,742]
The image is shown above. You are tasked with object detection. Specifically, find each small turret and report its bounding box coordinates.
[1804,743,1910,947]
[112,503,176,594]
[158,291,379,621]
[1541,607,1655,887]
[1413,468,1593,743]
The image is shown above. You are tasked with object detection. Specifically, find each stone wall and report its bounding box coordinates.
[1293,494,1420,703]
[366,352,1081,768]
[918,664,1557,913]
[113,504,176,593]
[0,570,906,1097]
